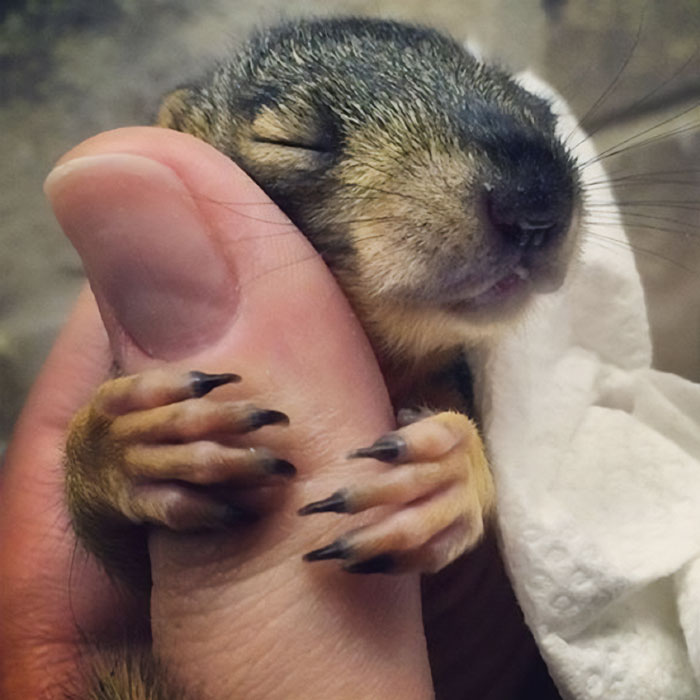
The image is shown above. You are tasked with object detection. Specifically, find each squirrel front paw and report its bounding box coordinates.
[299,411,494,574]
[65,368,294,584]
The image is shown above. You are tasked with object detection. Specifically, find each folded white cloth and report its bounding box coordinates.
[485,73,700,699]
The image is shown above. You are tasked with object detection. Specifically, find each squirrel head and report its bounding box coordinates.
[159,18,582,359]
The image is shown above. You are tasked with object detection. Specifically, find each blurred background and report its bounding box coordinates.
[1,0,699,450]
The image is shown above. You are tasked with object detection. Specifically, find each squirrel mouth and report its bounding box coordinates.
[447,265,531,312]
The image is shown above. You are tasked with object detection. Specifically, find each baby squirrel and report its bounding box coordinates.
[65,17,580,699]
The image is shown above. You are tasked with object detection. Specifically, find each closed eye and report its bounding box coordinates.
[252,136,329,152]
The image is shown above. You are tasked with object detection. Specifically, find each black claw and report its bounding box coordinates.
[189,371,241,398]
[347,434,407,463]
[303,539,351,562]
[298,491,348,516]
[248,409,290,430]
[344,554,396,575]
[263,458,297,478]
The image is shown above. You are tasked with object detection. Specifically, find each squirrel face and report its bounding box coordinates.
[160,18,582,358]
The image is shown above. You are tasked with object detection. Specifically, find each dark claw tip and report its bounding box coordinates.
[264,458,297,478]
[302,539,350,562]
[248,409,290,430]
[189,371,241,397]
[298,491,348,516]
[344,554,396,575]
[347,434,406,463]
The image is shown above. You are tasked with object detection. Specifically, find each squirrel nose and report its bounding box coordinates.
[485,186,568,250]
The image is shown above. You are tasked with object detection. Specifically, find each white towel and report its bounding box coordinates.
[484,73,700,699]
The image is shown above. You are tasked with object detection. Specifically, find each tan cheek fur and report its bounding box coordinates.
[335,144,485,286]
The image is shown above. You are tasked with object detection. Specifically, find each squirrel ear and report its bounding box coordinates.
[157,87,212,141]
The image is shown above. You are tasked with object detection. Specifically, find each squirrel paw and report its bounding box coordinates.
[298,411,494,574]
[66,368,294,537]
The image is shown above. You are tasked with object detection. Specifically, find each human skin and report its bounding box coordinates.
[0,128,433,699]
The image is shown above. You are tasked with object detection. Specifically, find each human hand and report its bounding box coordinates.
[0,127,432,699]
